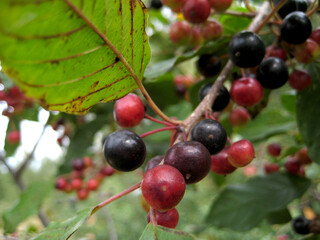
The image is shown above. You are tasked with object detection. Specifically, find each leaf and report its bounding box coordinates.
[3,181,53,233]
[297,63,320,164]
[218,7,251,35]
[205,172,310,231]
[32,207,94,240]
[0,0,151,114]
[281,92,296,114]
[266,208,292,224]
[139,223,196,240]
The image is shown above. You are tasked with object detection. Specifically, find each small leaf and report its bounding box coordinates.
[0,0,151,114]
[281,92,296,114]
[297,63,320,164]
[139,223,196,240]
[3,181,53,233]
[205,172,310,231]
[32,207,94,240]
[266,208,292,224]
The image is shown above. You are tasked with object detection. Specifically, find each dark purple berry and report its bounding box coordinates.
[198,84,230,111]
[196,54,222,77]
[292,216,310,235]
[145,155,163,173]
[274,0,308,19]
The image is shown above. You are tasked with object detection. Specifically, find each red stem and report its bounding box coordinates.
[140,126,178,139]
[227,137,233,145]
[144,114,175,126]
[149,207,157,226]
[240,68,246,78]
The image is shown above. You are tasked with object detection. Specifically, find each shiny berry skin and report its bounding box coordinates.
[87,178,99,191]
[200,20,223,41]
[267,143,282,157]
[103,130,146,172]
[280,11,312,45]
[196,54,222,77]
[147,208,179,228]
[274,0,308,19]
[182,0,211,24]
[99,166,115,176]
[229,31,265,68]
[72,158,85,171]
[198,84,230,112]
[7,130,21,144]
[310,27,320,44]
[169,21,192,45]
[209,0,233,12]
[70,178,83,190]
[150,0,163,9]
[164,141,211,184]
[292,216,310,235]
[114,93,145,128]
[295,147,312,165]
[293,39,320,63]
[289,69,311,91]
[266,45,287,61]
[285,157,301,175]
[211,148,237,175]
[55,177,68,191]
[256,57,289,89]
[141,165,186,211]
[263,163,280,174]
[190,119,227,155]
[228,107,250,126]
[145,155,163,173]
[77,189,89,200]
[228,139,255,167]
[230,77,263,107]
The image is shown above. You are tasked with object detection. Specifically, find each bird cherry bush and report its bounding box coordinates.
[0,0,320,239]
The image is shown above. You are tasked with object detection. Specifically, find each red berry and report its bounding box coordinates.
[87,178,99,191]
[310,27,320,45]
[7,130,21,144]
[72,158,85,171]
[182,0,211,24]
[100,166,115,176]
[147,208,179,228]
[228,139,255,167]
[190,26,203,46]
[230,77,264,107]
[210,148,237,175]
[295,147,312,165]
[288,69,312,91]
[77,189,89,200]
[141,165,186,211]
[200,20,223,41]
[293,39,320,63]
[114,93,145,128]
[162,0,186,11]
[70,178,83,190]
[266,45,287,61]
[55,177,68,191]
[263,163,280,174]
[228,107,250,126]
[267,143,282,157]
[83,156,93,168]
[169,21,192,45]
[285,157,301,175]
[209,0,233,12]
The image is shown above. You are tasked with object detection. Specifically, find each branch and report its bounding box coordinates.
[222,10,256,18]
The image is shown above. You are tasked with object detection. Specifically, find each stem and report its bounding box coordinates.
[307,1,319,17]
[223,10,256,18]
[63,0,181,126]
[244,0,256,13]
[140,126,178,139]
[94,182,141,211]
[144,114,175,126]
[240,68,246,78]
[149,207,157,226]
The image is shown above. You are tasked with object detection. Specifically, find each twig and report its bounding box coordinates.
[307,1,319,17]
[223,10,256,18]
[140,126,178,138]
[244,0,256,13]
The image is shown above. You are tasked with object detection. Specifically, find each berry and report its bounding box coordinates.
[145,155,163,173]
[147,208,179,228]
[263,163,280,174]
[72,158,85,171]
[228,107,250,126]
[77,189,89,200]
[293,39,320,63]
[83,156,93,168]
[228,139,255,167]
[200,20,223,41]
[295,147,312,165]
[190,119,227,155]
[292,216,310,235]
[190,26,203,46]
[266,45,287,61]
[310,27,320,44]
[100,166,115,176]
[150,0,163,9]
[274,0,308,19]
[230,77,263,107]
[196,54,222,77]
[209,0,233,12]
[169,21,192,45]
[280,11,312,45]
[256,57,289,89]
[87,178,99,191]
[55,178,68,191]
[141,165,186,211]
[114,93,145,128]
[289,69,311,91]
[285,157,301,175]
[7,130,21,144]
[182,0,211,24]
[267,143,282,157]
[198,84,230,112]
[229,31,265,68]
[162,0,185,11]
[70,178,83,190]
[210,147,237,175]
[164,141,211,184]
[103,130,146,171]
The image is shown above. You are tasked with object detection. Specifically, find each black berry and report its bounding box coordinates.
[256,57,289,89]
[292,216,310,235]
[150,0,163,9]
[274,0,308,19]
[196,54,222,77]
[145,155,163,173]
[229,31,265,68]
[103,130,146,171]
[190,119,227,154]
[198,83,230,111]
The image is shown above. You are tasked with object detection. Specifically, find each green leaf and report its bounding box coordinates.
[32,207,94,240]
[218,7,251,35]
[139,223,196,240]
[266,208,292,224]
[297,63,320,164]
[0,0,150,114]
[205,172,310,231]
[281,92,296,114]
[3,181,53,233]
